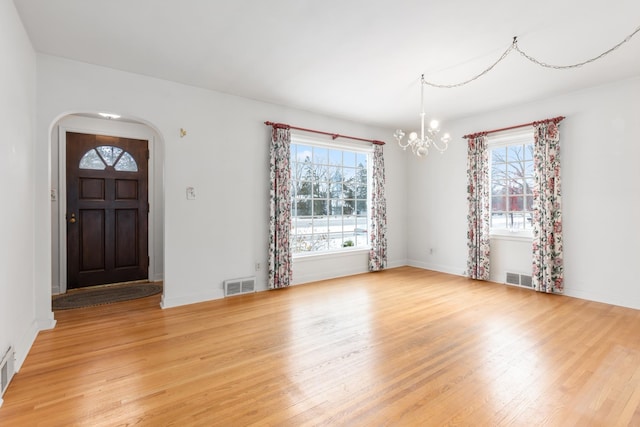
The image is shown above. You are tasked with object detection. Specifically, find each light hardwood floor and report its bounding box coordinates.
[1,267,639,426]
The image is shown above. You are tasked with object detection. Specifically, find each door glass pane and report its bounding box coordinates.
[79,149,106,170]
[114,152,138,172]
[96,146,123,166]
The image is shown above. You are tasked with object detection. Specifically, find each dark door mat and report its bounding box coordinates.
[52,283,162,310]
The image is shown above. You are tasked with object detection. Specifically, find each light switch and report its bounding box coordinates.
[186,187,196,200]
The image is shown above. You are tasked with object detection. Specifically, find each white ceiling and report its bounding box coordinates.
[13,0,640,130]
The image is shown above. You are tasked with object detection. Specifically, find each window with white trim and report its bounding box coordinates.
[290,135,371,254]
[489,130,534,237]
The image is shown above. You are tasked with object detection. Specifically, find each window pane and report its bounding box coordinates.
[509,212,526,229]
[114,152,138,171]
[313,200,327,216]
[295,199,311,216]
[507,145,525,162]
[293,234,313,252]
[329,182,342,198]
[96,146,123,166]
[524,178,534,195]
[509,195,524,211]
[295,145,312,162]
[79,149,106,170]
[524,145,534,160]
[312,219,329,234]
[491,147,506,163]
[342,167,356,180]
[507,161,524,179]
[491,213,505,229]
[328,149,342,165]
[313,147,328,165]
[343,151,356,167]
[356,152,367,168]
[311,235,329,251]
[328,199,342,215]
[492,196,506,211]
[508,179,524,195]
[524,161,534,177]
[356,200,367,215]
[526,196,533,210]
[342,199,354,215]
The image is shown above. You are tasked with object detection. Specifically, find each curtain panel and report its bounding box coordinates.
[532,122,564,293]
[268,127,293,289]
[369,145,387,271]
[466,135,491,280]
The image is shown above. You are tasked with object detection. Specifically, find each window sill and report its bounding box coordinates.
[293,247,370,261]
[490,232,533,243]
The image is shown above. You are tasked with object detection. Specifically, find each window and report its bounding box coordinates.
[489,131,534,236]
[79,145,138,172]
[290,136,371,254]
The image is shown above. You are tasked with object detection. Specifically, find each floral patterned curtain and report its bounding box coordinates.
[466,135,491,280]
[268,126,292,289]
[532,121,563,293]
[369,145,387,271]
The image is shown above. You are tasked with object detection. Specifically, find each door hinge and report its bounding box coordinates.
[147,202,150,213]
[146,149,150,160]
[148,256,150,266]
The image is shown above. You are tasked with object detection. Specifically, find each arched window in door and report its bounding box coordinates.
[79,145,139,172]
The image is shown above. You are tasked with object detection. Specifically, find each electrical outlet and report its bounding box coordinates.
[50,189,57,202]
[255,262,261,271]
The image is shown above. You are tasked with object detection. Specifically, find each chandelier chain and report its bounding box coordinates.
[422,25,640,89]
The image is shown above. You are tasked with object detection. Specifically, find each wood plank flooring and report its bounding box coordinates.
[1,267,640,426]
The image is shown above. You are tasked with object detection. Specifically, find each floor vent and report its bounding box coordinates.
[224,277,256,297]
[505,272,534,289]
[1,346,15,397]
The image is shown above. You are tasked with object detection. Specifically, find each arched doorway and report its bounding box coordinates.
[51,113,165,295]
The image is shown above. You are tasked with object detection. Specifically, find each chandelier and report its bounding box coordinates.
[394,74,450,157]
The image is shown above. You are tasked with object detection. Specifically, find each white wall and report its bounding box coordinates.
[50,115,165,294]
[0,0,44,389]
[34,54,407,311]
[407,76,640,310]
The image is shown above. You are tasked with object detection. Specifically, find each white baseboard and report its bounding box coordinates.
[406,259,466,277]
[15,320,39,372]
[564,287,640,311]
[160,289,224,309]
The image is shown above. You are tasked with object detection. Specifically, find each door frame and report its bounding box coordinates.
[57,119,158,294]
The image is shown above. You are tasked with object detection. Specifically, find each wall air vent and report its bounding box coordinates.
[1,346,15,398]
[505,272,520,285]
[505,272,534,289]
[224,277,256,297]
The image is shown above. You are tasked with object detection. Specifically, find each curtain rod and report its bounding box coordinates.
[264,121,385,145]
[463,116,565,140]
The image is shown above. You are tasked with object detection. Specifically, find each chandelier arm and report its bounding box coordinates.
[431,138,448,153]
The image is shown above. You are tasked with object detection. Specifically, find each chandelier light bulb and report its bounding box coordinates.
[393,75,450,158]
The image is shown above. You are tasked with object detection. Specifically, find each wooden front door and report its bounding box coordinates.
[66,132,149,289]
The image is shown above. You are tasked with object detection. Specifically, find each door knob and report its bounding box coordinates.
[69,213,76,224]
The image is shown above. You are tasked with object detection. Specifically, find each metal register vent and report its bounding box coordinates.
[224,277,256,297]
[506,272,533,289]
[1,346,15,397]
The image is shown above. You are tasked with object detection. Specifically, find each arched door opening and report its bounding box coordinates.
[51,113,164,295]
